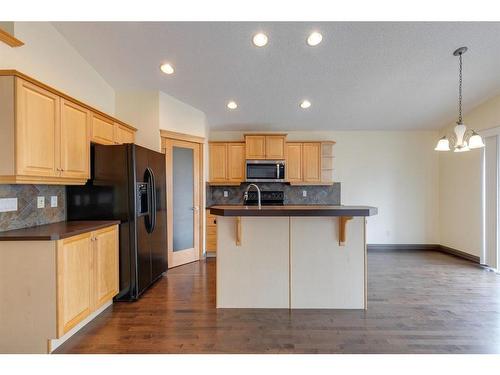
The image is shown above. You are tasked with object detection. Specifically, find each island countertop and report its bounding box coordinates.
[209,205,378,217]
[0,220,120,241]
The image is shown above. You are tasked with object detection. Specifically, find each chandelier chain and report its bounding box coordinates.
[458,52,463,124]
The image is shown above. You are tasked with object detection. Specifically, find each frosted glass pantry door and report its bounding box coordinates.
[164,139,201,268]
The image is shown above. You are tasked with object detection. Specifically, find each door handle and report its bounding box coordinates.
[191,207,199,211]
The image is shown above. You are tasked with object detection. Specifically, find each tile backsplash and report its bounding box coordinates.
[206,182,341,206]
[0,185,66,232]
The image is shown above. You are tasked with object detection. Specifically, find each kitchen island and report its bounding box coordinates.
[210,205,378,309]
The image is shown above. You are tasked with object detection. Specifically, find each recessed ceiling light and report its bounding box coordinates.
[300,100,311,109]
[227,101,238,110]
[307,32,323,46]
[160,63,174,75]
[252,33,268,47]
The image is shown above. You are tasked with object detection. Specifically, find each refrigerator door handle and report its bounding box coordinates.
[149,167,157,232]
[144,167,154,234]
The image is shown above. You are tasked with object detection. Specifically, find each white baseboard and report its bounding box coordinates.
[49,300,113,353]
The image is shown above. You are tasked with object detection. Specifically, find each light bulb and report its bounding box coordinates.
[252,33,268,47]
[307,32,323,46]
[300,100,311,109]
[468,133,485,149]
[434,137,450,151]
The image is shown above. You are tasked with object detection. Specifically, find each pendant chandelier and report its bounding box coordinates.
[435,47,485,152]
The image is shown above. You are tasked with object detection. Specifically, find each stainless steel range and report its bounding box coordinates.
[244,190,284,206]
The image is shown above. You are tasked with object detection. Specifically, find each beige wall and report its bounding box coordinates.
[159,92,207,138]
[210,130,440,245]
[115,90,208,152]
[115,91,161,151]
[0,22,115,115]
[439,95,500,257]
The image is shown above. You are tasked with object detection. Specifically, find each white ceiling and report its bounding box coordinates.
[53,22,500,131]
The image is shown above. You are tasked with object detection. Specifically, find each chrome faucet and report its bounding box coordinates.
[243,183,261,209]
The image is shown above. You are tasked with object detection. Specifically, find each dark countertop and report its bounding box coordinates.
[0,220,120,241]
[209,205,378,217]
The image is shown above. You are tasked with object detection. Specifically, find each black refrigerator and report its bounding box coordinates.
[67,144,167,301]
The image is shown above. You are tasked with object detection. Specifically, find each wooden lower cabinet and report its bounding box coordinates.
[57,232,92,335]
[206,209,217,254]
[56,225,119,336]
[93,226,119,310]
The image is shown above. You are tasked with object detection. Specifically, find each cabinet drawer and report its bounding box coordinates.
[207,226,217,236]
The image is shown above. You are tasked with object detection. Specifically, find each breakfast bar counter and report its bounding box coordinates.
[210,205,378,309]
[210,205,377,217]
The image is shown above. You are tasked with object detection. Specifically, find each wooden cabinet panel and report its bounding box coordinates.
[302,143,321,182]
[286,143,302,182]
[91,114,115,145]
[266,136,285,159]
[209,143,227,182]
[0,72,137,185]
[57,233,92,336]
[56,225,119,337]
[245,136,266,159]
[227,143,245,182]
[206,209,217,253]
[60,99,90,179]
[114,123,135,144]
[15,78,59,177]
[93,226,119,310]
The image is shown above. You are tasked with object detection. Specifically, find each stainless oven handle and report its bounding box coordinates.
[276,163,280,179]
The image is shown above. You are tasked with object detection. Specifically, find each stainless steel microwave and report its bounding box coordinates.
[246,160,285,182]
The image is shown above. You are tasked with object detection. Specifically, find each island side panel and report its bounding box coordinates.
[0,241,57,353]
[290,216,366,309]
[216,216,290,308]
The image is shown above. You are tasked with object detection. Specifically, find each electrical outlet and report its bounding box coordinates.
[223,191,229,198]
[37,196,45,209]
[51,196,58,208]
[302,190,307,197]
[0,198,17,212]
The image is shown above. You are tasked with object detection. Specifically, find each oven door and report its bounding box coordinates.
[246,160,285,182]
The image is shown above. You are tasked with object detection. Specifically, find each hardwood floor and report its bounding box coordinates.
[55,250,500,354]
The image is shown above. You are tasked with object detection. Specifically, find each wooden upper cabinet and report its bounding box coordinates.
[91,113,115,145]
[209,143,228,182]
[114,123,135,144]
[302,142,321,182]
[286,143,303,183]
[245,135,286,160]
[60,99,90,179]
[209,142,245,184]
[0,71,137,185]
[15,78,59,177]
[227,143,245,182]
[266,136,285,159]
[245,135,266,159]
[93,226,119,310]
[57,232,92,336]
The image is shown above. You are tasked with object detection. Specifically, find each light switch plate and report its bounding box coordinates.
[37,196,45,208]
[302,190,307,197]
[0,198,18,212]
[223,191,229,198]
[51,196,58,208]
